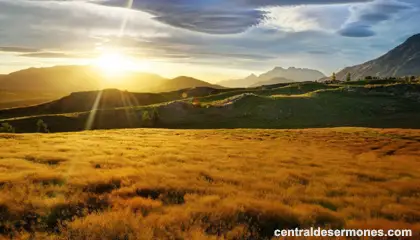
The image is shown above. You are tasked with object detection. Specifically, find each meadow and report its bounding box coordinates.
[1,128,419,239]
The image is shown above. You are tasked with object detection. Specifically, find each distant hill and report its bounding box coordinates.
[218,74,259,88]
[250,77,295,87]
[0,65,168,92]
[259,67,325,82]
[335,33,420,81]
[154,76,226,92]
[0,86,234,117]
[218,67,325,88]
[0,66,101,92]
[0,66,227,93]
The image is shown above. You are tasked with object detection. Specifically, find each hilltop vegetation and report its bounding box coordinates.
[1,81,419,133]
[0,128,419,239]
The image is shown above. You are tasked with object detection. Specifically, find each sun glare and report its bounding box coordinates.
[94,51,134,77]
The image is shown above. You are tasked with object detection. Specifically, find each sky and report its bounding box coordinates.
[0,0,419,82]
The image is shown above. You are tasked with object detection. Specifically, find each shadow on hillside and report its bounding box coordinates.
[1,83,420,133]
[3,93,420,133]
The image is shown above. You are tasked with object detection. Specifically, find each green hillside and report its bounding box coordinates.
[1,82,420,133]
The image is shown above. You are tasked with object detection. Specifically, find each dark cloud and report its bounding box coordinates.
[97,0,371,34]
[0,46,40,53]
[338,0,413,37]
[235,0,371,6]
[338,23,375,37]
[153,10,263,34]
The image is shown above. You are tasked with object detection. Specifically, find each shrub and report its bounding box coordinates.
[142,111,151,123]
[62,210,151,240]
[0,122,15,133]
[142,108,160,127]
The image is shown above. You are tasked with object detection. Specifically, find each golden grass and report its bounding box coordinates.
[0,128,419,239]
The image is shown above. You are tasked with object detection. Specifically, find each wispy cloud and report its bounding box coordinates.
[338,0,414,37]
[19,52,91,58]
[261,4,350,33]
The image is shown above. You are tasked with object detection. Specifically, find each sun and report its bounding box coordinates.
[92,49,154,81]
[94,50,136,77]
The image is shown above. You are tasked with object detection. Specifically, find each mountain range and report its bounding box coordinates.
[0,66,224,93]
[334,33,420,81]
[218,67,326,88]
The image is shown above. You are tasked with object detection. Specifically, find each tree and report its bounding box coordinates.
[365,76,373,81]
[332,72,336,82]
[346,73,351,82]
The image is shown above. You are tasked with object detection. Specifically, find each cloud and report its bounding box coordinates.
[0,0,169,49]
[338,23,376,37]
[1,0,420,80]
[338,0,414,37]
[261,4,351,33]
[19,52,90,58]
[95,0,371,34]
[0,46,40,53]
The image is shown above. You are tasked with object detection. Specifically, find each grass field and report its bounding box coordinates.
[1,128,419,239]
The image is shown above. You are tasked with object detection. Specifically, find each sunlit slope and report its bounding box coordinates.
[0,128,419,239]
[0,90,66,109]
[1,82,420,132]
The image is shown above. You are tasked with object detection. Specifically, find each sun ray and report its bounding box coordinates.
[85,90,103,130]
[120,91,133,127]
[119,0,134,38]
